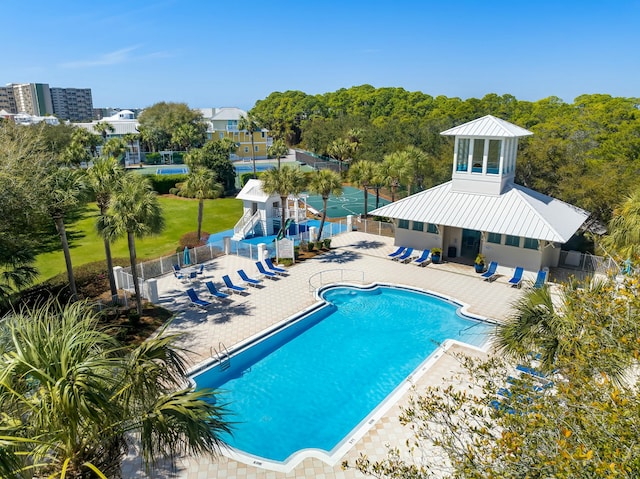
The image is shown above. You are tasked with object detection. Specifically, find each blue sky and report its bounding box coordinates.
[4,1,638,110]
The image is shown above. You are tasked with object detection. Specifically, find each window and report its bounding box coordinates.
[487,139,501,174]
[427,223,438,234]
[261,132,265,138]
[244,147,249,153]
[219,132,224,139]
[487,232,502,244]
[505,235,520,247]
[472,139,485,172]
[524,237,539,250]
[254,146,259,152]
[412,221,424,232]
[456,138,470,171]
[398,219,409,229]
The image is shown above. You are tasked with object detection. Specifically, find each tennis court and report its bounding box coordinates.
[304,186,390,218]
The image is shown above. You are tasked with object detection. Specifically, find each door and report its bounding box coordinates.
[461,229,481,259]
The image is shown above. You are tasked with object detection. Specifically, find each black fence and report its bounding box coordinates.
[295,150,346,173]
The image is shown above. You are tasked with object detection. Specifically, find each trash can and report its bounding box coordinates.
[447,246,457,258]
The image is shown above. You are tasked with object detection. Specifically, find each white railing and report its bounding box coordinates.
[233,210,261,240]
[308,269,365,293]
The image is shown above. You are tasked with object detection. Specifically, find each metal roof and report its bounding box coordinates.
[440,115,533,138]
[236,179,277,203]
[369,181,589,243]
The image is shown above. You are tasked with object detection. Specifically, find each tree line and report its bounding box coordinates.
[250,86,640,224]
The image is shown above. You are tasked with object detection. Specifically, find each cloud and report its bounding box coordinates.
[60,45,172,68]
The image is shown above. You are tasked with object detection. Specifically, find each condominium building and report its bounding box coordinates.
[50,87,93,121]
[10,83,53,116]
[0,86,16,112]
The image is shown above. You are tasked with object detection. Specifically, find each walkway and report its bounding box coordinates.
[122,232,529,479]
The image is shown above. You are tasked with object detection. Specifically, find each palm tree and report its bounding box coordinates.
[238,114,260,178]
[182,167,223,241]
[308,170,343,240]
[94,121,115,142]
[123,132,140,164]
[101,137,128,163]
[87,157,124,300]
[381,150,408,202]
[42,166,87,301]
[327,137,354,173]
[0,299,230,479]
[101,174,164,315]
[268,138,289,170]
[403,145,430,195]
[602,187,640,260]
[261,166,307,233]
[348,160,376,218]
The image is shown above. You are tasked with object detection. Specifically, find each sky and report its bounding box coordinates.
[4,0,639,110]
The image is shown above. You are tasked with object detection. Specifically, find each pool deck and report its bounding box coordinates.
[122,231,534,479]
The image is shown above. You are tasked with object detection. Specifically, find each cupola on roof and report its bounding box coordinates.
[441,114,533,138]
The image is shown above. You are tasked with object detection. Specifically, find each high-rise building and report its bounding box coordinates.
[0,86,16,112]
[10,83,53,116]
[50,87,93,121]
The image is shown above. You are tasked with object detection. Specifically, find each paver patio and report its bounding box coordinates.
[122,231,530,479]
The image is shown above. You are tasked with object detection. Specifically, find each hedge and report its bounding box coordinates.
[148,174,188,194]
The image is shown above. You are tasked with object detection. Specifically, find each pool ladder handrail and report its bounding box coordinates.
[211,342,231,371]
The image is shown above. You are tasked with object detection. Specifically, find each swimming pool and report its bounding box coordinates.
[156,166,189,175]
[190,284,493,470]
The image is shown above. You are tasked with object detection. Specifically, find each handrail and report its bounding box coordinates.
[308,269,365,293]
[233,210,261,239]
[233,210,254,236]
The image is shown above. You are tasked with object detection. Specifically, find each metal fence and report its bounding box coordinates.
[353,217,395,237]
[294,150,345,173]
[553,250,620,283]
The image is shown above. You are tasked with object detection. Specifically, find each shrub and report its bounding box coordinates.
[279,258,293,266]
[179,231,210,249]
[307,241,316,252]
[323,238,332,249]
[240,171,263,187]
[172,152,184,164]
[168,187,179,195]
[148,174,188,194]
[144,152,161,165]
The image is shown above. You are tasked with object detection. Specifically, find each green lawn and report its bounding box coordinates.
[35,196,242,282]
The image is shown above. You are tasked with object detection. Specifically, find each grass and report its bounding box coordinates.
[35,196,242,282]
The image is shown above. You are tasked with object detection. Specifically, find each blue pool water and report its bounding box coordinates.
[156,166,189,175]
[191,285,493,464]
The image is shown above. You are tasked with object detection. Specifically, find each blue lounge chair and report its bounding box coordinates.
[195,263,205,275]
[516,364,547,379]
[393,247,414,263]
[186,288,211,309]
[533,269,547,288]
[387,246,406,259]
[481,261,499,282]
[411,249,431,266]
[508,267,524,288]
[205,281,230,300]
[265,257,287,275]
[238,269,262,287]
[255,261,277,279]
[222,274,248,294]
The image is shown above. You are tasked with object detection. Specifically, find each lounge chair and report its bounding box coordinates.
[411,249,431,266]
[393,247,414,263]
[255,261,277,279]
[185,288,211,309]
[222,274,248,294]
[387,246,406,259]
[533,269,547,288]
[205,281,230,300]
[507,267,524,288]
[516,364,548,379]
[481,261,499,282]
[265,257,287,275]
[238,269,262,287]
[195,263,205,275]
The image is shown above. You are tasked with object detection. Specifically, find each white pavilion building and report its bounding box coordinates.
[370,115,590,272]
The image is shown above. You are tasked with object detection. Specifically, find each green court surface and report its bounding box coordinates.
[303,186,390,218]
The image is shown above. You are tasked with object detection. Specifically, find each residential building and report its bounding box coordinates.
[370,115,590,272]
[50,87,93,121]
[9,83,53,116]
[200,107,271,160]
[76,110,141,164]
[0,86,16,112]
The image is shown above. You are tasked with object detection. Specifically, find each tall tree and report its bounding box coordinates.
[87,157,124,300]
[348,160,376,218]
[185,138,236,192]
[41,166,87,301]
[0,299,230,479]
[403,145,430,195]
[268,138,289,169]
[62,127,100,165]
[308,170,343,240]
[327,137,354,172]
[101,174,164,315]
[94,121,115,142]
[101,137,128,163]
[122,132,140,164]
[260,166,307,231]
[601,186,640,260]
[138,102,206,152]
[172,122,206,151]
[238,114,261,178]
[381,150,408,202]
[181,167,223,241]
